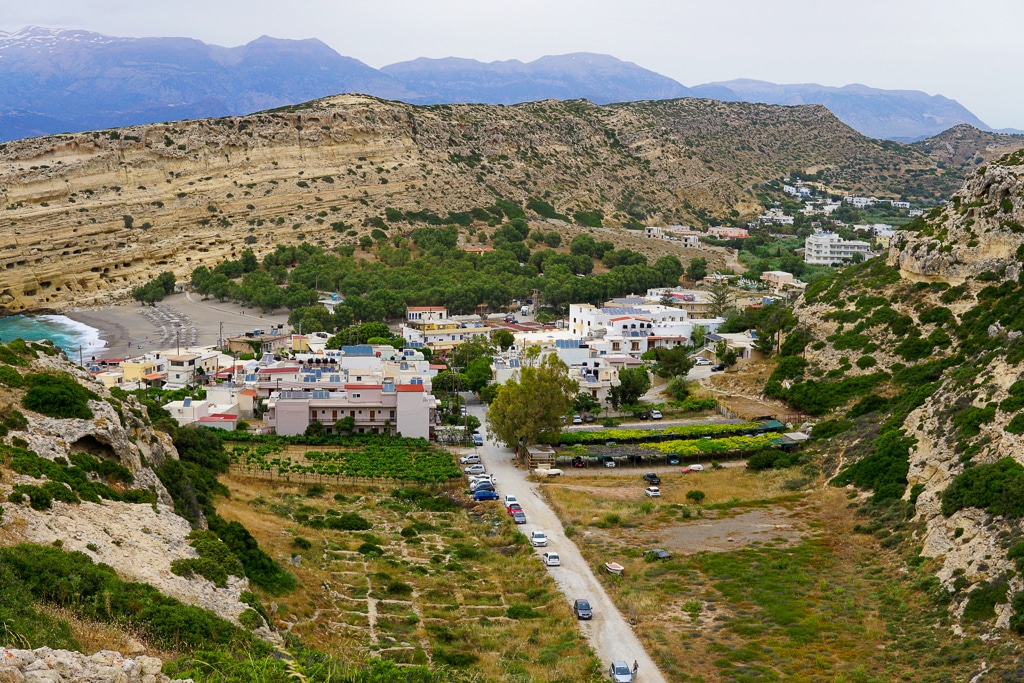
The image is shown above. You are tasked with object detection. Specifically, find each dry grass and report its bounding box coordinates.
[542,467,797,528]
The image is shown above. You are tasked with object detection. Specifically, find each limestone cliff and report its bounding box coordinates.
[0,94,942,313]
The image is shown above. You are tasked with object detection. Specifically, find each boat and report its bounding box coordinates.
[604,562,624,576]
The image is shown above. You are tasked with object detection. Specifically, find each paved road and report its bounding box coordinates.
[467,400,667,683]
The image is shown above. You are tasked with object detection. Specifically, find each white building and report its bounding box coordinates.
[803,232,872,265]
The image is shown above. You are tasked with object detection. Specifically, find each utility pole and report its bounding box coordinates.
[219,322,224,350]
[176,329,180,355]
[78,345,83,367]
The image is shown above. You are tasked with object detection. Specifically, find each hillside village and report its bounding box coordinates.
[4,95,1024,682]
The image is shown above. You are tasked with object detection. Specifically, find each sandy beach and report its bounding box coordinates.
[64,292,293,359]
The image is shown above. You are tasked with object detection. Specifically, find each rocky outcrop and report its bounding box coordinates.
[0,647,188,683]
[891,161,1024,284]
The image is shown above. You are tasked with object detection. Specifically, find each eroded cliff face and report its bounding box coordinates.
[892,159,1024,285]
[0,348,251,626]
[0,94,933,312]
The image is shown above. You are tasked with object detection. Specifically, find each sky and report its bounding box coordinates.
[2,0,1023,130]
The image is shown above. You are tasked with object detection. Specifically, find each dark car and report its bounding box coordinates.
[572,456,587,468]
[512,511,527,524]
[644,548,672,561]
[473,490,500,501]
[711,364,726,372]
[642,472,661,485]
[573,598,592,620]
[637,411,649,420]
[470,481,495,493]
[666,453,681,466]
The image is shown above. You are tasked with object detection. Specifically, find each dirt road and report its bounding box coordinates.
[469,400,667,683]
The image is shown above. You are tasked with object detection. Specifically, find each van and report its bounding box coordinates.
[521,305,530,316]
[472,433,484,446]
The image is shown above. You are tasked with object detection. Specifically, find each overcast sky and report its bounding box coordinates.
[3,0,1022,129]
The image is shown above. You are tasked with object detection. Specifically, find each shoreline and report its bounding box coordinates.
[63,292,293,359]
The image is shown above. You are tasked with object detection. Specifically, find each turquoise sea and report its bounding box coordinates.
[0,314,105,360]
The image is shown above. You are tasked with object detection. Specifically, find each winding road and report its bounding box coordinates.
[467,398,667,683]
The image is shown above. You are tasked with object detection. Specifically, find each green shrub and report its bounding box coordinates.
[291,536,312,550]
[962,578,1009,622]
[685,490,706,504]
[952,405,996,439]
[21,372,97,419]
[506,603,542,619]
[811,420,853,440]
[941,457,1024,518]
[855,355,877,369]
[1007,414,1024,435]
[0,365,24,387]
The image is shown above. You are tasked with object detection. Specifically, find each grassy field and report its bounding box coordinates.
[216,473,603,682]
[541,468,1012,682]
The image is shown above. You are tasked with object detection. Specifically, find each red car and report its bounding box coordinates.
[507,502,523,516]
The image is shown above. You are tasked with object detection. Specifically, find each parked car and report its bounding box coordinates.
[666,453,681,466]
[689,464,705,471]
[644,486,661,498]
[470,481,495,493]
[572,456,586,468]
[472,433,484,446]
[572,598,592,620]
[530,531,547,547]
[637,411,649,420]
[710,364,726,372]
[459,453,481,465]
[464,464,486,475]
[604,459,617,468]
[644,548,672,561]
[695,357,713,366]
[504,494,518,506]
[468,473,495,485]
[572,414,583,424]
[609,660,633,683]
[583,414,595,423]
[642,472,661,485]
[507,502,523,515]
[512,511,527,524]
[541,552,561,566]
[473,490,500,501]
[650,409,663,420]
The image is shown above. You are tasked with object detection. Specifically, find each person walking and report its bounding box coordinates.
[633,660,639,677]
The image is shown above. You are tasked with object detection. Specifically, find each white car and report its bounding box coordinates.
[644,486,661,497]
[469,473,496,485]
[464,464,486,475]
[604,459,616,468]
[541,552,560,566]
[694,357,713,366]
[650,409,662,420]
[459,453,481,465]
[530,531,548,547]
[572,414,583,424]
[536,468,563,477]
[504,494,518,506]
[689,464,705,471]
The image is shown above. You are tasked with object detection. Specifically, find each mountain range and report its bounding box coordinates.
[0,26,1019,144]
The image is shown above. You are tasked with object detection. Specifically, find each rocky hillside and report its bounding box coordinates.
[0,343,253,627]
[0,94,947,313]
[765,149,1024,635]
[914,124,1024,176]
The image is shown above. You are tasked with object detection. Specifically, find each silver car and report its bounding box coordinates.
[609,660,633,682]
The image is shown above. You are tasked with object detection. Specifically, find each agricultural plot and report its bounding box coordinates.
[556,421,767,446]
[217,477,602,682]
[227,441,461,483]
